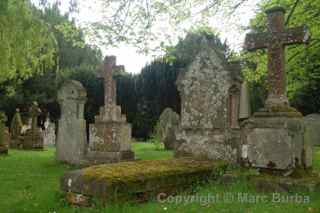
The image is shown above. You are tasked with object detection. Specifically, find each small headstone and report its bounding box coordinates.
[23,102,44,150]
[43,117,56,147]
[157,108,180,150]
[304,114,320,147]
[174,36,243,162]
[10,108,23,148]
[56,80,87,165]
[0,112,9,155]
[87,56,134,165]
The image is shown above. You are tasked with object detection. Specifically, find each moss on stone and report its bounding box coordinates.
[269,105,303,117]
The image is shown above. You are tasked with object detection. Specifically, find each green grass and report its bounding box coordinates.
[0,144,319,213]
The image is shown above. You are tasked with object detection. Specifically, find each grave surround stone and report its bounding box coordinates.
[86,56,134,165]
[56,80,87,165]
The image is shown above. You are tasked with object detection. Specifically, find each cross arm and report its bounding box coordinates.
[244,32,269,51]
[282,26,310,45]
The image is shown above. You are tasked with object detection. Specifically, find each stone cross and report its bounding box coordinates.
[100,56,117,107]
[30,102,41,132]
[245,6,309,107]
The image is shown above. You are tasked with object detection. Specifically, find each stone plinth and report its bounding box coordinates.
[0,127,10,155]
[22,129,43,150]
[241,111,311,170]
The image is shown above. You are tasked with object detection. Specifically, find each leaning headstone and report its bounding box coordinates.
[23,102,44,150]
[43,117,56,147]
[10,108,23,148]
[157,108,180,150]
[174,36,243,162]
[242,7,311,170]
[56,80,87,165]
[87,56,134,165]
[0,112,9,155]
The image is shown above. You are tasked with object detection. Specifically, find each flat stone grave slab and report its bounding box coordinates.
[61,158,227,206]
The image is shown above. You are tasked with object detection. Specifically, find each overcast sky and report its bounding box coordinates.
[33,0,261,73]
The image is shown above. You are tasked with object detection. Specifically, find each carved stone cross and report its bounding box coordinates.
[101,56,117,107]
[245,6,309,108]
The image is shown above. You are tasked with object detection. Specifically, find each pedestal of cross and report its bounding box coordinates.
[245,6,309,109]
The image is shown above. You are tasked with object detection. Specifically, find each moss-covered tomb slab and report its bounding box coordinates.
[61,158,227,205]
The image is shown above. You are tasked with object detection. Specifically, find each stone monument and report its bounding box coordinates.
[87,56,134,164]
[157,108,180,150]
[241,6,311,170]
[0,112,9,155]
[43,116,56,147]
[10,108,23,148]
[23,102,44,150]
[174,36,243,162]
[56,80,87,165]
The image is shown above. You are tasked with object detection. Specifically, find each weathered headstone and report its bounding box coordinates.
[0,112,9,155]
[87,56,134,164]
[56,80,87,165]
[43,117,56,147]
[304,114,320,147]
[174,36,243,162]
[23,102,44,150]
[10,108,23,148]
[157,108,180,150]
[241,7,311,170]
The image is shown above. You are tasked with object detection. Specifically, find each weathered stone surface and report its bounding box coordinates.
[61,159,228,205]
[304,114,320,147]
[43,118,56,147]
[56,80,87,165]
[0,112,9,155]
[245,6,309,108]
[241,116,311,170]
[22,102,44,150]
[87,56,134,165]
[10,108,23,148]
[157,108,180,150]
[175,37,242,162]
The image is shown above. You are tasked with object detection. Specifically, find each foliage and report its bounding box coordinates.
[241,0,320,114]
[0,0,56,84]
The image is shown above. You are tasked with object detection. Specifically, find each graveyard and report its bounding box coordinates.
[1,0,320,213]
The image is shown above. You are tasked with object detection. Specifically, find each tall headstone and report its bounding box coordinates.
[0,112,9,155]
[87,56,134,164]
[10,108,23,148]
[56,80,87,165]
[157,108,180,150]
[241,7,311,170]
[175,36,243,162]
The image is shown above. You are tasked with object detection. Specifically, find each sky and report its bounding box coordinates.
[34,0,261,73]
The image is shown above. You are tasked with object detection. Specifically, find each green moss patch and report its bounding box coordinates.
[61,159,228,205]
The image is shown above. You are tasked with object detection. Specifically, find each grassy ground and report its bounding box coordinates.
[0,143,319,213]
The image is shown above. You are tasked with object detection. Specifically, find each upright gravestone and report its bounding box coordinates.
[23,102,44,150]
[10,108,23,148]
[87,56,134,164]
[303,114,320,147]
[43,117,56,147]
[174,36,243,162]
[242,7,311,170]
[158,108,180,150]
[56,80,87,165]
[0,112,9,155]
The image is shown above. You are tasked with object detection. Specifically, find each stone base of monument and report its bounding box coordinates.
[86,121,134,165]
[61,159,228,206]
[0,128,10,154]
[175,129,240,163]
[22,129,44,150]
[241,108,312,171]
